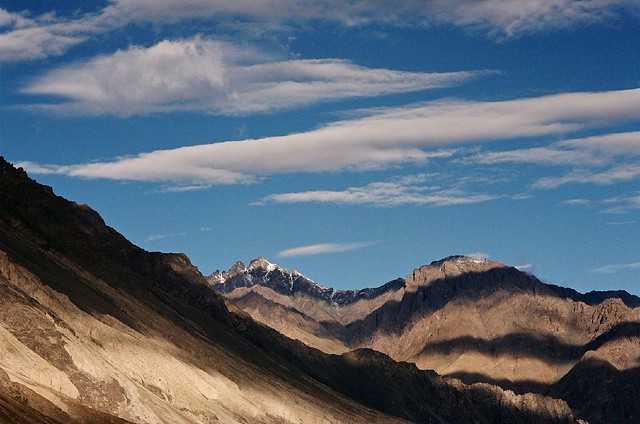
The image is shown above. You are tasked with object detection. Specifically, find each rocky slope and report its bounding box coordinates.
[211,256,640,423]
[0,157,581,424]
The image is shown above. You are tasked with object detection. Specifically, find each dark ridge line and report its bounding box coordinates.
[444,371,551,396]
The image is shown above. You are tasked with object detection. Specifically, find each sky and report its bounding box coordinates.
[1,0,639,294]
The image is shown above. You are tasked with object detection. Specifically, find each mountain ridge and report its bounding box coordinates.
[210,255,640,308]
[208,256,407,306]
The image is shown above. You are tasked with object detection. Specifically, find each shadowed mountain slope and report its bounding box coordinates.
[0,158,581,423]
[551,358,640,424]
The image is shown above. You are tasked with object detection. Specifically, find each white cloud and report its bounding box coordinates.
[515,263,534,271]
[104,0,640,38]
[257,174,500,207]
[14,161,66,175]
[18,88,640,185]
[468,146,602,166]
[157,184,214,193]
[15,160,255,185]
[557,131,640,155]
[0,8,89,61]
[605,220,637,225]
[533,163,640,189]
[22,37,485,116]
[426,0,638,38]
[469,131,640,166]
[277,241,375,257]
[511,193,533,200]
[0,9,31,29]
[561,198,591,205]
[470,131,640,190]
[601,193,640,213]
[145,232,187,242]
[3,1,637,62]
[0,26,85,61]
[592,261,640,274]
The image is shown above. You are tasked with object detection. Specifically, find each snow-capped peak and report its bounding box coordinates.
[207,270,226,285]
[430,255,489,267]
[248,256,278,272]
[211,257,406,306]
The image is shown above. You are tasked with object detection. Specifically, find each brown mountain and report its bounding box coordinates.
[0,158,583,423]
[210,256,640,423]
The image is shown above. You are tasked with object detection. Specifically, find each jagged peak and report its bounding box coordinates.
[227,260,247,277]
[248,256,278,272]
[207,270,226,285]
[211,256,404,306]
[229,257,315,282]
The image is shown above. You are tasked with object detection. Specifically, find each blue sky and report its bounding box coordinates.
[1,1,639,294]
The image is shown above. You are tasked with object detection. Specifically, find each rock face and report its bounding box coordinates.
[213,255,640,424]
[0,156,580,423]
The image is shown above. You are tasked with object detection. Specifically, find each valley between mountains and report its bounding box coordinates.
[0,156,638,424]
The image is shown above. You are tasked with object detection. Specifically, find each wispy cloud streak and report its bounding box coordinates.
[592,261,640,274]
[533,164,640,189]
[561,198,591,206]
[145,232,187,242]
[17,88,640,185]
[257,174,500,207]
[23,38,484,116]
[3,0,635,63]
[467,131,640,189]
[278,241,375,257]
[601,193,640,213]
[469,131,640,166]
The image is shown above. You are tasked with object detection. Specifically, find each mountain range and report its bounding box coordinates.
[0,156,636,423]
[209,255,640,424]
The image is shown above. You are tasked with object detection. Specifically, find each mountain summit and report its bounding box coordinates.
[407,255,506,287]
